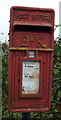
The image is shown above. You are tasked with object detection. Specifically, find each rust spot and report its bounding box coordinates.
[27,108,32,111]
[42,44,47,48]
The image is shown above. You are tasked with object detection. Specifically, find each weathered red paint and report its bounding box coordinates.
[8,6,55,112]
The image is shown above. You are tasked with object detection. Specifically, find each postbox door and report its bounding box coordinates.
[9,50,53,110]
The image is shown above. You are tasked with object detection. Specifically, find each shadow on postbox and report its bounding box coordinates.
[8,6,55,112]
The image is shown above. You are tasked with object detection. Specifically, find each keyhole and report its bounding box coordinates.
[18,79,20,82]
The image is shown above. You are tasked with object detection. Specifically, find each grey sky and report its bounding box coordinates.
[0,0,60,43]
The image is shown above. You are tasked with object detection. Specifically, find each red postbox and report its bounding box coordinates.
[8,6,55,112]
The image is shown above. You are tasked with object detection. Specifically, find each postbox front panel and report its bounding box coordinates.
[8,6,54,112]
[13,29,52,49]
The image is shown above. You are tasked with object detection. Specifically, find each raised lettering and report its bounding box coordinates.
[16,14,30,20]
[15,13,52,22]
